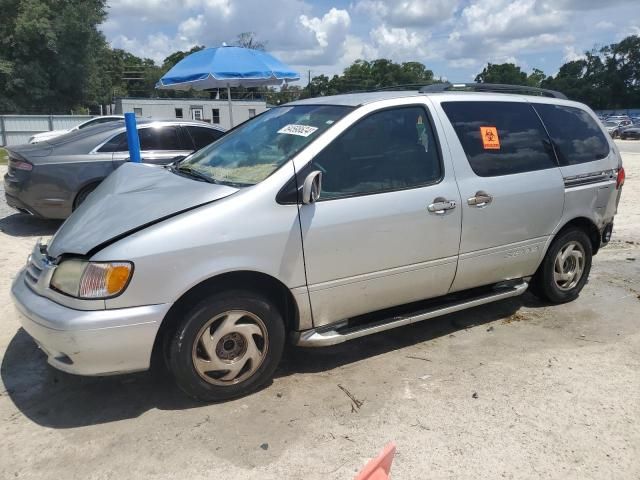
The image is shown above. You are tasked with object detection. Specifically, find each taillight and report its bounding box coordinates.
[616,166,625,189]
[9,159,33,171]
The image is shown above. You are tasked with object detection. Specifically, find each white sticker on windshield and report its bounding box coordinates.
[277,124,319,137]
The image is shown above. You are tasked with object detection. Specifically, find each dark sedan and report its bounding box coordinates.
[4,120,225,219]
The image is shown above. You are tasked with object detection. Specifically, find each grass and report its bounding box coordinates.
[0,147,7,165]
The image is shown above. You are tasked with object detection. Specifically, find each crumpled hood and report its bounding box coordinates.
[47,163,238,258]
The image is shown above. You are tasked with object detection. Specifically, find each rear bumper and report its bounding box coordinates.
[601,222,614,246]
[11,269,171,375]
[5,191,37,215]
[4,172,70,219]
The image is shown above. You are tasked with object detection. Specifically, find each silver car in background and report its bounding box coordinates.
[4,120,225,218]
[11,85,625,402]
[28,115,124,144]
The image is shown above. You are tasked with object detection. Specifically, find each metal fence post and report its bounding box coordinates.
[0,116,6,146]
[48,114,54,131]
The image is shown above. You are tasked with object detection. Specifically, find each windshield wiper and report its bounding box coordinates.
[171,164,217,184]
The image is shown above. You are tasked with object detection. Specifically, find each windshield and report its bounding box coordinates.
[178,105,353,186]
[604,121,618,127]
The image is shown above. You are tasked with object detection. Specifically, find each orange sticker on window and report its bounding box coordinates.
[480,126,500,149]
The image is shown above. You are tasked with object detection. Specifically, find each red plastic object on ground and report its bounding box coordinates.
[354,443,396,480]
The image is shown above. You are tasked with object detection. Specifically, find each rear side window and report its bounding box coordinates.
[97,132,126,152]
[442,101,557,177]
[532,104,610,165]
[186,126,224,150]
[313,105,442,199]
[97,126,188,153]
[138,126,182,151]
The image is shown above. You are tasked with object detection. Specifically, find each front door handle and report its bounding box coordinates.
[428,197,457,215]
[467,191,493,207]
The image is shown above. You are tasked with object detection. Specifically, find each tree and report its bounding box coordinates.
[527,68,546,88]
[302,59,436,98]
[0,0,109,113]
[161,45,206,72]
[475,63,529,85]
[233,32,266,51]
[265,85,303,105]
[542,35,640,108]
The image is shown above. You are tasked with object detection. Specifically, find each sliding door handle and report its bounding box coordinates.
[428,197,457,215]
[467,191,493,207]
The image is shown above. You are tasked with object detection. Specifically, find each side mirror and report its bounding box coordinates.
[301,170,322,204]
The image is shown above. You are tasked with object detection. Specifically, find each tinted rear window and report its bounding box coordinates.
[97,132,126,152]
[139,126,182,151]
[442,101,557,177]
[186,126,224,150]
[532,104,610,165]
[98,126,188,153]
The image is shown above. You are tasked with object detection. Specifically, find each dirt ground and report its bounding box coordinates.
[0,142,638,480]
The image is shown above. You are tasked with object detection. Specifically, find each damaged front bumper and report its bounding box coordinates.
[11,269,170,376]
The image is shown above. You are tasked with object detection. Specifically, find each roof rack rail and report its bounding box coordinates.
[419,82,567,99]
[373,83,429,92]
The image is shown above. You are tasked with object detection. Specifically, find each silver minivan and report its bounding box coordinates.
[11,84,625,401]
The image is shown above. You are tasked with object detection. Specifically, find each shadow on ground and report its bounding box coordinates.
[0,213,62,237]
[2,293,546,429]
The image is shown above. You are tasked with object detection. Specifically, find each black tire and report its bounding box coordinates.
[531,228,592,304]
[73,183,99,210]
[167,290,285,402]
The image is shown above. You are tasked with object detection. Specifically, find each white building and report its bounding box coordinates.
[114,97,268,130]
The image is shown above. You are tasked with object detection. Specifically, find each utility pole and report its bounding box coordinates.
[308,70,311,85]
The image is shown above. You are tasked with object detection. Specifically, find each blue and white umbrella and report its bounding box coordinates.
[157,46,300,126]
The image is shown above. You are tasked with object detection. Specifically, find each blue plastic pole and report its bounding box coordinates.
[124,112,141,163]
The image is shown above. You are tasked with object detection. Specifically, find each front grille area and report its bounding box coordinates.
[23,242,54,294]
[24,257,43,285]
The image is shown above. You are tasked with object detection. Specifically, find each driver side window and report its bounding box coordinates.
[312,106,441,200]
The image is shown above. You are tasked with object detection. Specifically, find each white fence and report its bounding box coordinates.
[0,115,92,146]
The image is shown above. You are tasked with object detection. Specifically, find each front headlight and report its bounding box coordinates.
[50,260,133,299]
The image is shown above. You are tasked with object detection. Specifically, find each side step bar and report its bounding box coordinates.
[293,281,528,347]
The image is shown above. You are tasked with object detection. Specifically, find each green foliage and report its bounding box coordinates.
[475,63,530,85]
[264,85,303,105]
[542,36,640,109]
[303,59,436,98]
[0,0,109,113]
[1,1,638,115]
[473,37,640,108]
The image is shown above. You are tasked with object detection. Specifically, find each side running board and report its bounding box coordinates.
[293,281,529,347]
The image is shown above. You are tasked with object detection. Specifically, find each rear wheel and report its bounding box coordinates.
[73,183,100,210]
[531,228,592,304]
[167,290,285,402]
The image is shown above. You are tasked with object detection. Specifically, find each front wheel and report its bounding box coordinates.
[167,291,285,402]
[531,228,592,304]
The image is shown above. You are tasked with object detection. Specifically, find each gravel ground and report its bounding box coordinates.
[0,142,639,479]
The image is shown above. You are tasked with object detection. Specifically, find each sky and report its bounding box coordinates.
[102,0,640,85]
